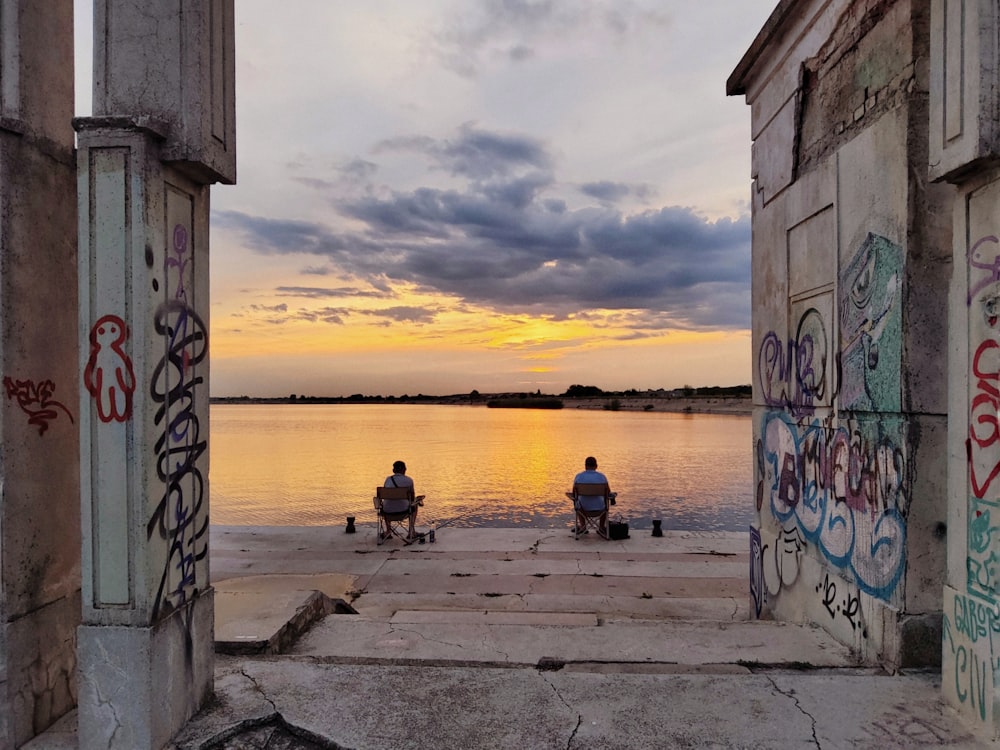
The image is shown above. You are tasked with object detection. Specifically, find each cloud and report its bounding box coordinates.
[579,180,655,204]
[276,286,388,299]
[430,0,672,77]
[215,124,749,332]
[359,306,439,324]
[295,307,350,325]
[376,122,552,180]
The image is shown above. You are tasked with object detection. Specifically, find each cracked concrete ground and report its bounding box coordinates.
[170,660,980,749]
[25,526,995,748]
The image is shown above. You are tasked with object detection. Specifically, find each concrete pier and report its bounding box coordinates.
[29,524,989,748]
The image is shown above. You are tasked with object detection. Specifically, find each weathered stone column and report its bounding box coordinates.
[729,0,952,675]
[76,2,235,747]
[0,1,81,747]
[932,0,1000,737]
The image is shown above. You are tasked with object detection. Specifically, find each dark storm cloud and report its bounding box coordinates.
[579,181,655,204]
[580,181,630,203]
[377,123,551,180]
[215,125,749,332]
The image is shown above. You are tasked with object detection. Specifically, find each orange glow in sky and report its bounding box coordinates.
[177,2,772,397]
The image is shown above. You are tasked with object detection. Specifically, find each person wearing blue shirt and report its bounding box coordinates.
[572,456,612,534]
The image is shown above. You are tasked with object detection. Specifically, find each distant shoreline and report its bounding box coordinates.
[211,395,753,416]
[561,397,751,415]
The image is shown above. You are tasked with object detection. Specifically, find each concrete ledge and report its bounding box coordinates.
[390,610,599,626]
[216,590,349,656]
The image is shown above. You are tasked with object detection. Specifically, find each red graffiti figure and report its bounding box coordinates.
[970,339,1000,497]
[84,314,136,423]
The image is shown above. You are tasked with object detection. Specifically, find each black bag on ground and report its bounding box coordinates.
[609,516,629,540]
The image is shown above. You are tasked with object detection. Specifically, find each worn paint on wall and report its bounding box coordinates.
[839,233,902,413]
[753,231,908,632]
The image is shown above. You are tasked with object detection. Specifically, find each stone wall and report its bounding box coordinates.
[0,1,81,746]
[731,0,952,672]
[927,0,1000,736]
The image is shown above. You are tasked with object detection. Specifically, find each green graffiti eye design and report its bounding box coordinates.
[851,250,877,310]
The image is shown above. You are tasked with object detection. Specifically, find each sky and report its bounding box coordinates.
[75,1,777,398]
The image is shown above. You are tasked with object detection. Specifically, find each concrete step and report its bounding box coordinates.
[354,592,747,620]
[291,611,860,669]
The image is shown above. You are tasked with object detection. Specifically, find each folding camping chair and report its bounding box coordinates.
[374,486,417,545]
[566,483,612,540]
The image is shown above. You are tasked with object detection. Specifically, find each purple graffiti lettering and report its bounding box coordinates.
[758,309,832,416]
[968,235,1000,305]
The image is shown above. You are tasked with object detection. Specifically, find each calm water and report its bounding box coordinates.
[209,404,753,531]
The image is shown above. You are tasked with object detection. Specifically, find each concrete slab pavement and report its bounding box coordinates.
[167,659,984,750]
[25,525,995,748]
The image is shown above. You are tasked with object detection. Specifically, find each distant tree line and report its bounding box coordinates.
[561,384,751,399]
[211,383,751,404]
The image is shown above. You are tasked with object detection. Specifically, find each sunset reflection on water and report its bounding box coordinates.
[209,404,752,531]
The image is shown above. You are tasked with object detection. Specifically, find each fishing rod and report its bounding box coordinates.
[407,506,479,544]
[432,507,479,530]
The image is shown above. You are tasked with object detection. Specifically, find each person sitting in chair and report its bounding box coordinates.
[572,456,612,535]
[382,460,424,540]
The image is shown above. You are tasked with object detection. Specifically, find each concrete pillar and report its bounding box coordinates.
[729,0,953,674]
[0,1,81,747]
[76,2,234,747]
[931,0,1000,737]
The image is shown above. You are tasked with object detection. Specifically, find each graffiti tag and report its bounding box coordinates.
[3,377,74,435]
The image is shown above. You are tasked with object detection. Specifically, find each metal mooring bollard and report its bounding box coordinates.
[651,519,663,537]
[345,516,356,534]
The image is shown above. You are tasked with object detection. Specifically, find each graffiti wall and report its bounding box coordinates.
[80,167,210,625]
[146,186,210,622]
[839,233,903,413]
[967,230,1000,606]
[945,217,1000,728]
[759,410,908,603]
[942,586,1000,727]
[758,304,834,417]
[753,233,908,656]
